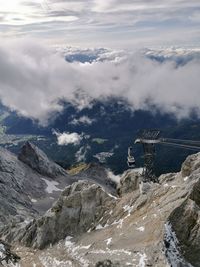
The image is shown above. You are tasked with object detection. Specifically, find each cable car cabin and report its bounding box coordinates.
[127,146,135,168]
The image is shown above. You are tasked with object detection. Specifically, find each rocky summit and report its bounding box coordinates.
[0,142,76,228]
[18,142,68,178]
[1,146,200,266]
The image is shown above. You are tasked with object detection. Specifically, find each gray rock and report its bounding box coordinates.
[139,181,152,194]
[0,239,20,265]
[181,152,200,177]
[12,180,116,249]
[4,148,200,267]
[18,142,67,178]
[0,147,42,226]
[96,259,120,267]
[0,143,75,228]
[73,163,117,195]
[117,170,141,196]
[167,179,200,267]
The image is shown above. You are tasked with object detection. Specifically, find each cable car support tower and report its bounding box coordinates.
[128,129,200,183]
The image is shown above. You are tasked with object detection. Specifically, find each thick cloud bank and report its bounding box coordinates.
[0,40,200,124]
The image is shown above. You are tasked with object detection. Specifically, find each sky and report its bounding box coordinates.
[1,0,200,48]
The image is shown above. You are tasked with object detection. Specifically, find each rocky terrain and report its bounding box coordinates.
[0,141,76,228]
[0,144,200,266]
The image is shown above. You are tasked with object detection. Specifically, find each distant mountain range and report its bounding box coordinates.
[56,45,200,65]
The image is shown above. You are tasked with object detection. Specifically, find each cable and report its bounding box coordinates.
[162,138,200,145]
[160,141,200,151]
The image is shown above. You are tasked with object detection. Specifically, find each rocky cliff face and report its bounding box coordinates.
[0,142,75,227]
[72,163,118,195]
[166,153,200,267]
[8,180,116,249]
[1,149,200,267]
[18,142,67,178]
[0,239,20,266]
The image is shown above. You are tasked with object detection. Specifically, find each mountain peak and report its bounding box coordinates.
[18,142,67,178]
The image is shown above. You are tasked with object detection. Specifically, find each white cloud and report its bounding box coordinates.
[0,1,200,47]
[53,130,83,145]
[0,40,200,124]
[70,116,95,126]
[75,145,91,162]
[106,169,121,184]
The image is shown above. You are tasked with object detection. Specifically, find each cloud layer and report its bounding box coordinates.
[0,0,200,47]
[0,40,200,124]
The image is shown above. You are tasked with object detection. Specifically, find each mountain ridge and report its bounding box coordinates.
[1,146,200,266]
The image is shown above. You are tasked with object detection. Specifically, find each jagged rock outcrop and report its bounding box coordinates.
[117,170,140,196]
[73,163,117,195]
[18,142,67,178]
[181,152,200,177]
[0,143,75,227]
[0,147,43,226]
[0,240,20,266]
[9,180,116,249]
[3,151,200,267]
[167,179,200,266]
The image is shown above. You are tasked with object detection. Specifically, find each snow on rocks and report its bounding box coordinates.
[42,178,62,194]
[95,224,104,230]
[164,222,190,267]
[138,252,147,267]
[136,226,145,232]
[65,236,74,247]
[39,255,73,267]
[105,238,112,246]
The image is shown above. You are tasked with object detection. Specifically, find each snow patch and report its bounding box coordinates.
[112,219,124,229]
[90,248,132,256]
[138,252,147,267]
[101,187,118,200]
[137,226,145,232]
[164,222,192,267]
[95,224,104,230]
[105,238,112,246]
[42,178,62,194]
[123,205,134,216]
[65,236,74,247]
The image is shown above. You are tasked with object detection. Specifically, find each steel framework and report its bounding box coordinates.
[137,130,160,182]
[133,129,200,183]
